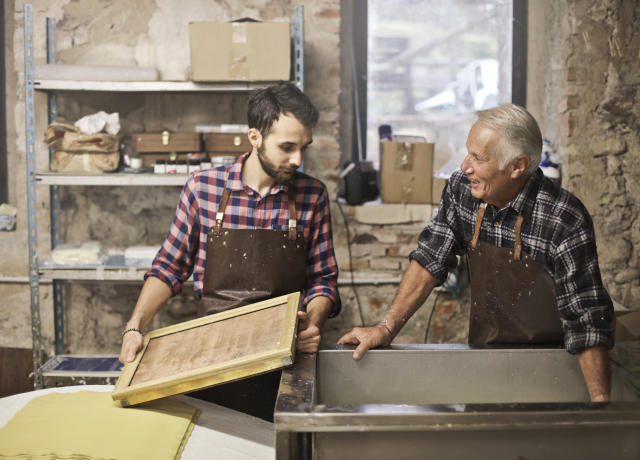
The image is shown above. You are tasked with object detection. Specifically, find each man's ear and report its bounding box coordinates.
[511,155,531,178]
[248,128,262,149]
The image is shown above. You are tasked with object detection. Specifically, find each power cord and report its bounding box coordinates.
[336,199,365,327]
[423,290,442,344]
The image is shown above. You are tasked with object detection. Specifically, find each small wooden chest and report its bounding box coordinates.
[132,132,202,153]
[205,133,252,153]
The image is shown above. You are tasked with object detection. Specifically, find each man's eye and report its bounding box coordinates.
[281,146,292,152]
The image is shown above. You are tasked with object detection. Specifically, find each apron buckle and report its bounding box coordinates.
[288,220,297,241]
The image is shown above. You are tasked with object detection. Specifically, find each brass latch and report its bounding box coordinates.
[233,136,242,146]
[162,131,170,146]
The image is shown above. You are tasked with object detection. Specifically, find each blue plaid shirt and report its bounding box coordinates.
[410,169,614,354]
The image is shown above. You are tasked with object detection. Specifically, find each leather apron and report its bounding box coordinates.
[198,182,307,316]
[467,202,564,344]
[190,180,307,422]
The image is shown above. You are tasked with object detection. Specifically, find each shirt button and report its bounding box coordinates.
[493,222,499,227]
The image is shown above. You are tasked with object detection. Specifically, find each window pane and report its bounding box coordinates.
[367,0,513,162]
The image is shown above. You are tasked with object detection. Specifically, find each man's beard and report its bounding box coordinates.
[257,145,298,184]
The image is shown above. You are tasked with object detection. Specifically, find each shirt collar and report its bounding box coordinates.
[225,151,290,196]
[507,168,543,216]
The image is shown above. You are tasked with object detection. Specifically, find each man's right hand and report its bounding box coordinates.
[119,331,144,364]
[338,324,393,361]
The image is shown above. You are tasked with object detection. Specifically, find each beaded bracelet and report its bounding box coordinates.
[122,328,141,337]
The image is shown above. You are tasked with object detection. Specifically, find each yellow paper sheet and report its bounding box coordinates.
[0,391,200,460]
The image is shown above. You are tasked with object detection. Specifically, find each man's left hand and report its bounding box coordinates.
[296,311,321,353]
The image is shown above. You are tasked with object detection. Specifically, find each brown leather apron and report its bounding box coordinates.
[467,202,564,344]
[198,182,307,317]
[191,180,307,422]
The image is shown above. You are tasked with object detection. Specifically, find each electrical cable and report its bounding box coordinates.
[336,199,365,327]
[423,290,442,344]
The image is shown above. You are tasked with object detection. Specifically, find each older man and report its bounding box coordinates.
[339,103,614,402]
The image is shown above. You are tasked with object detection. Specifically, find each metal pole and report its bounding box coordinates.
[46,17,64,356]
[292,5,304,174]
[292,6,304,92]
[24,3,43,389]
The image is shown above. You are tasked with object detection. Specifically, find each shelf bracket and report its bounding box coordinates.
[24,3,44,390]
[46,16,65,357]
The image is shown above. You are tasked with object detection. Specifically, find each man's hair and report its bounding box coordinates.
[475,103,542,176]
[247,81,319,139]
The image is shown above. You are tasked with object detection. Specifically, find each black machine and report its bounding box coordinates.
[339,161,379,206]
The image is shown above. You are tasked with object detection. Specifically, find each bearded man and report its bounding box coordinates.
[119,81,340,421]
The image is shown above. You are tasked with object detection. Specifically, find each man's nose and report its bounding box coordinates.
[289,151,303,167]
[461,155,472,173]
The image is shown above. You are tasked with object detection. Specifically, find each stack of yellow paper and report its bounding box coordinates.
[0,391,200,460]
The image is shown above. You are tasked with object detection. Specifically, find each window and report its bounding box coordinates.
[347,0,527,164]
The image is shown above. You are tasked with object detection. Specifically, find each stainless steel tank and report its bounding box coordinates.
[275,344,640,460]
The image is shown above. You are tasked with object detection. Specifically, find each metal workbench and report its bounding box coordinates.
[275,344,640,460]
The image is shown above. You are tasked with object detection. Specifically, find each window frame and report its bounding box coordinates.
[345,0,528,162]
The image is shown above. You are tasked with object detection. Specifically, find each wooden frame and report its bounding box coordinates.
[112,292,300,407]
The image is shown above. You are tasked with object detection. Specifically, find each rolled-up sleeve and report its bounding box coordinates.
[554,224,614,354]
[145,176,200,296]
[304,187,341,317]
[409,180,464,286]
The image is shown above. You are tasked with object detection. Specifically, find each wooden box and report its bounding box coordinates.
[132,132,202,153]
[380,141,434,204]
[139,152,190,167]
[205,133,252,153]
[112,292,301,406]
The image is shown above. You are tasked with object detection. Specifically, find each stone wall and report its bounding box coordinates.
[4,0,637,359]
[538,0,640,309]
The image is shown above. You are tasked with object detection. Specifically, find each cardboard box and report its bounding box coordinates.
[431,178,447,205]
[189,21,290,82]
[132,133,202,153]
[616,310,640,342]
[380,141,434,204]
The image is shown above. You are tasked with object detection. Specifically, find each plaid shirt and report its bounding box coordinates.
[410,169,614,354]
[146,152,341,317]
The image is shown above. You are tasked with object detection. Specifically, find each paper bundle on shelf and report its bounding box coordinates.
[124,246,161,267]
[43,241,109,267]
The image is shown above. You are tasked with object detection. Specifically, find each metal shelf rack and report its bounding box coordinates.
[23,3,305,388]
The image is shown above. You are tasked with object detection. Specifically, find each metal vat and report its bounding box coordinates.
[275,344,640,459]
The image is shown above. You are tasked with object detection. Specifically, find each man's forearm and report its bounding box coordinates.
[383,260,438,337]
[305,295,333,331]
[577,345,611,401]
[126,277,173,330]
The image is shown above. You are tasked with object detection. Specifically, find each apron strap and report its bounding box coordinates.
[471,203,487,249]
[213,182,298,241]
[213,188,232,236]
[514,215,524,261]
[287,186,297,242]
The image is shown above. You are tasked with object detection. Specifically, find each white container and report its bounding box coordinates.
[154,163,166,174]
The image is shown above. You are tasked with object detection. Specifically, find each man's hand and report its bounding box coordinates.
[338,324,393,361]
[296,311,321,353]
[119,331,144,364]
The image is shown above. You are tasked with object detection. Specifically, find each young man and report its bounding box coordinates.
[119,81,341,420]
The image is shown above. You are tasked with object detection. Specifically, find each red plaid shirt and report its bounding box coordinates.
[146,152,341,316]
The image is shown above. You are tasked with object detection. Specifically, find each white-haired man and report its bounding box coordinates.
[339,103,614,402]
